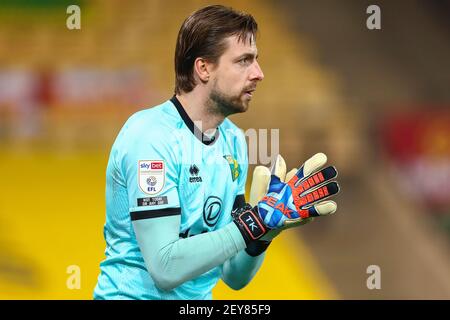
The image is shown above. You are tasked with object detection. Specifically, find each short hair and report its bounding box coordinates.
[174,5,258,94]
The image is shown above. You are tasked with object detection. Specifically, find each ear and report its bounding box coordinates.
[193,57,211,82]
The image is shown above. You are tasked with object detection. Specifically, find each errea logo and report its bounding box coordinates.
[189,164,202,183]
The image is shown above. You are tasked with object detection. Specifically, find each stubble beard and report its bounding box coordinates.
[208,85,249,117]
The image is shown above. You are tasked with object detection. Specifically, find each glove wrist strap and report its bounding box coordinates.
[232,204,268,244]
[245,239,271,257]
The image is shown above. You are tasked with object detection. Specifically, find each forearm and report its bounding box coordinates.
[221,248,266,290]
[133,217,246,291]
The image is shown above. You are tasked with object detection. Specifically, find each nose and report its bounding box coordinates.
[250,60,264,81]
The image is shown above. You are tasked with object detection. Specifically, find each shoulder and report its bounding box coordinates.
[116,100,182,147]
[111,99,183,164]
[125,100,181,136]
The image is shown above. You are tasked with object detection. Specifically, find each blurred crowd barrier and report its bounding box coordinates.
[380,110,450,230]
[0,67,156,148]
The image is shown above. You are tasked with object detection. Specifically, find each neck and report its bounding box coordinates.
[176,90,226,133]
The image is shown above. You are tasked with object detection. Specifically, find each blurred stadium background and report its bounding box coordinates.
[0,0,449,299]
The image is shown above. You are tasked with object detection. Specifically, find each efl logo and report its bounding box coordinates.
[138,160,165,195]
[151,162,163,170]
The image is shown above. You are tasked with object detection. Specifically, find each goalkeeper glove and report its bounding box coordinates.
[240,155,300,256]
[233,153,339,244]
[252,154,317,242]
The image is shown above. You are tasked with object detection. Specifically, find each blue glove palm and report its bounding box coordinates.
[258,154,339,229]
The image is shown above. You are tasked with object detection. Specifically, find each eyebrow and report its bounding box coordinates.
[235,52,258,61]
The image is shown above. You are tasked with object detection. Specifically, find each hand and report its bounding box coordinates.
[259,153,339,228]
[249,154,316,241]
[233,153,340,244]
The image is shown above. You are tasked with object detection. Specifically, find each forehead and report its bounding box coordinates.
[221,34,258,57]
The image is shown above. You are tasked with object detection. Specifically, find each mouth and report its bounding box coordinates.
[244,88,256,98]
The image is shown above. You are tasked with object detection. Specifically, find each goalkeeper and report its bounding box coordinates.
[94,5,340,300]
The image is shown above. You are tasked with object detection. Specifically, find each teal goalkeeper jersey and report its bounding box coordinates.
[94,96,248,300]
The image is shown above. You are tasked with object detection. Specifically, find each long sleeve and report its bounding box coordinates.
[132,215,246,291]
[220,245,266,290]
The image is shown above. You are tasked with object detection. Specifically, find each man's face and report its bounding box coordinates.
[208,34,264,115]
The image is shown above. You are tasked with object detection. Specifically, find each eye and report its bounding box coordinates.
[239,57,250,65]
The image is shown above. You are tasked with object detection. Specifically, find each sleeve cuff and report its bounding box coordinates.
[225,222,247,253]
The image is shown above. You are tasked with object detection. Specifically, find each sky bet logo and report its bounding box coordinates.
[151,162,163,170]
[140,162,163,170]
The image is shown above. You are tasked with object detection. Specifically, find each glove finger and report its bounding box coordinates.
[298,182,340,210]
[249,165,271,206]
[291,153,327,183]
[287,153,331,191]
[306,200,337,217]
[303,152,327,177]
[285,168,297,183]
[270,154,287,181]
[295,165,338,193]
[266,155,287,194]
[288,165,337,195]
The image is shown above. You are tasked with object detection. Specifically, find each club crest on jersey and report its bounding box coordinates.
[138,160,165,195]
[223,155,241,182]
